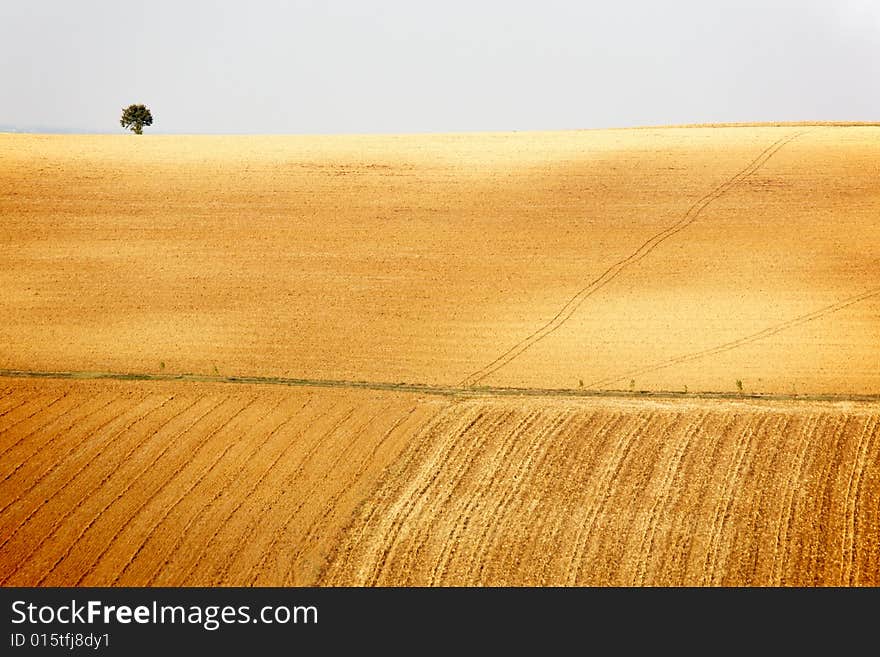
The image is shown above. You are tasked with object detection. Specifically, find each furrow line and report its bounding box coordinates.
[389,408,517,585]
[1,396,118,484]
[842,415,878,585]
[566,412,655,585]
[429,408,547,585]
[0,395,198,583]
[219,403,377,586]
[0,396,202,584]
[317,403,461,585]
[417,409,531,580]
[769,413,823,585]
[0,395,178,555]
[104,396,258,586]
[0,398,30,426]
[807,414,851,584]
[634,411,709,585]
[264,404,420,586]
[849,420,878,585]
[0,392,155,517]
[738,414,794,585]
[144,396,304,586]
[0,393,65,437]
[31,396,225,586]
[700,412,768,585]
[530,412,626,586]
[467,409,573,585]
[602,412,688,584]
[364,405,491,586]
[182,401,328,586]
[89,397,251,586]
[0,393,71,456]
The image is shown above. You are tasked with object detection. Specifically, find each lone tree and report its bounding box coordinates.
[120,104,153,135]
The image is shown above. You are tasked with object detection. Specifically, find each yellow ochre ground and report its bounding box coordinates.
[1,125,878,585]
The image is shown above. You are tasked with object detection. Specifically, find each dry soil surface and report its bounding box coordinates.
[1,126,877,585]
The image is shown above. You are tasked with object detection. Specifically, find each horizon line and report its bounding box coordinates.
[2,120,879,138]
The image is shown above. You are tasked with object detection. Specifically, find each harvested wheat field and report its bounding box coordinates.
[321,396,879,586]
[2,125,878,393]
[0,124,878,585]
[0,379,877,586]
[0,378,442,586]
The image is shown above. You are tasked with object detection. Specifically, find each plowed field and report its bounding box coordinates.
[0,379,442,586]
[2,126,878,393]
[0,380,876,586]
[1,125,877,585]
[320,396,879,586]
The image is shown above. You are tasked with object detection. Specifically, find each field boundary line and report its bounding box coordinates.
[1,368,878,404]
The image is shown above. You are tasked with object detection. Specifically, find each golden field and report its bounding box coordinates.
[0,125,878,585]
[0,379,876,586]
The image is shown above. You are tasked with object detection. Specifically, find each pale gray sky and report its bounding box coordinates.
[1,0,878,133]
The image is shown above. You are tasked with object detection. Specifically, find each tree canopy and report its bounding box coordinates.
[120,104,153,135]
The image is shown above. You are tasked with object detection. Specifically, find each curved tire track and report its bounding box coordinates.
[461,130,809,386]
[589,285,880,390]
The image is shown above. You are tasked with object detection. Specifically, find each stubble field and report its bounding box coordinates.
[1,125,878,585]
